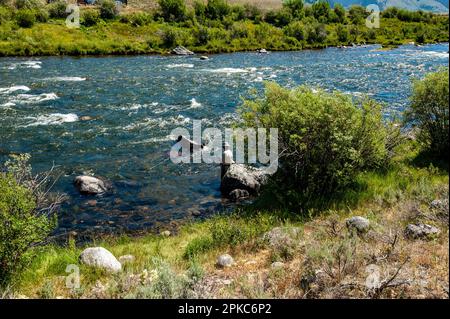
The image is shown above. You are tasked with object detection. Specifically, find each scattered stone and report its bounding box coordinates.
[80,116,93,121]
[74,175,109,195]
[217,254,234,268]
[346,216,370,233]
[200,56,209,60]
[228,189,250,201]
[221,164,270,196]
[113,198,123,205]
[161,230,171,237]
[79,247,122,273]
[168,199,176,205]
[271,261,285,269]
[405,223,440,240]
[172,45,194,55]
[189,208,201,217]
[430,199,449,214]
[263,227,301,250]
[118,254,135,265]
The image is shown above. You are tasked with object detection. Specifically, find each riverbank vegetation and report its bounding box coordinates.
[0,0,448,56]
[0,68,448,298]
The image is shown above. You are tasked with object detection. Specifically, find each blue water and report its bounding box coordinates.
[1,43,448,238]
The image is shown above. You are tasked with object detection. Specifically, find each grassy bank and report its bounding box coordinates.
[4,140,448,299]
[0,1,448,56]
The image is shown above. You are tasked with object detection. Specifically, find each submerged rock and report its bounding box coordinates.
[405,223,440,240]
[80,247,122,273]
[172,46,194,55]
[217,254,234,268]
[74,175,109,195]
[346,216,371,234]
[220,164,270,196]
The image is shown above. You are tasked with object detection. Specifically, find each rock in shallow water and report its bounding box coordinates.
[220,164,270,196]
[172,45,194,55]
[405,223,440,240]
[74,175,109,195]
[79,247,122,273]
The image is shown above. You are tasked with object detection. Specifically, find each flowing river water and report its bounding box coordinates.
[0,43,448,239]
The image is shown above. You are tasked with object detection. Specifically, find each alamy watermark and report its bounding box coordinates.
[169,120,279,174]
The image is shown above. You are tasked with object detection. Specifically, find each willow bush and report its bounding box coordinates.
[240,83,395,204]
[405,68,449,158]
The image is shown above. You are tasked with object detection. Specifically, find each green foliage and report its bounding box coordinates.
[205,0,230,21]
[348,5,366,25]
[335,23,349,42]
[15,9,35,28]
[0,6,12,24]
[284,21,305,42]
[283,0,304,19]
[158,0,186,22]
[184,212,277,259]
[14,0,41,10]
[333,3,346,24]
[81,9,100,27]
[305,21,327,44]
[121,12,153,26]
[240,83,392,203]
[0,157,57,286]
[312,0,331,23]
[98,0,118,20]
[405,68,449,158]
[48,0,67,19]
[264,8,292,27]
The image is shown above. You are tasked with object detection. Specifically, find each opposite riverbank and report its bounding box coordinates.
[0,1,448,56]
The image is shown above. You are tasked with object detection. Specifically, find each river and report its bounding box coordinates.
[0,43,448,239]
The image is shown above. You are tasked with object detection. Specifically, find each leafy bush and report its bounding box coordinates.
[335,24,349,42]
[405,68,449,158]
[82,9,100,27]
[0,6,12,24]
[333,3,346,24]
[15,9,35,27]
[264,8,292,27]
[348,5,366,25]
[121,12,153,26]
[14,0,41,10]
[158,0,186,22]
[98,0,118,20]
[284,21,305,42]
[48,0,67,19]
[205,0,230,21]
[239,83,393,201]
[0,155,59,285]
[283,0,304,19]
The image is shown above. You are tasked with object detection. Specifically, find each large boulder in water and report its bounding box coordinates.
[74,175,109,195]
[220,164,270,197]
[79,247,122,273]
[172,46,194,55]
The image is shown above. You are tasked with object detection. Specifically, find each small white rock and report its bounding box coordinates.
[80,247,122,273]
[217,254,234,268]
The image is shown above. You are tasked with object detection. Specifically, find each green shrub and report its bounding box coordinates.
[335,24,349,42]
[158,0,186,22]
[205,0,230,21]
[0,6,12,24]
[15,9,35,27]
[98,0,118,20]
[284,21,305,42]
[82,9,100,27]
[0,154,61,286]
[48,0,67,19]
[405,68,449,158]
[122,12,153,26]
[264,8,292,27]
[240,83,392,201]
[14,0,41,10]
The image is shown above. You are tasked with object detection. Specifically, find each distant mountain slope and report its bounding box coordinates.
[306,0,449,13]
